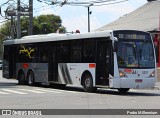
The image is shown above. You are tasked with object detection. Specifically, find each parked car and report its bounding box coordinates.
[0,60,2,70]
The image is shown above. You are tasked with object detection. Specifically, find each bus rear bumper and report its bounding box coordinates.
[117,78,156,89]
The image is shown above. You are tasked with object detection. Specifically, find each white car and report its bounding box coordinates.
[0,60,2,69]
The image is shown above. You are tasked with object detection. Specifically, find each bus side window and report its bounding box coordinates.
[39,46,48,63]
[59,42,70,63]
[83,40,95,63]
[70,40,82,62]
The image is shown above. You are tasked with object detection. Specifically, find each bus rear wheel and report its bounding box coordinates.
[18,71,26,85]
[27,71,35,86]
[118,88,130,93]
[82,74,97,92]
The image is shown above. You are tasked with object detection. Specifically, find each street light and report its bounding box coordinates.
[87,3,93,32]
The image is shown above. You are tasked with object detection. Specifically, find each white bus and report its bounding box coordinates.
[2,30,157,93]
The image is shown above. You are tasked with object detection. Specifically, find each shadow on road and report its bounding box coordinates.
[0,82,18,88]
[95,89,160,97]
[28,84,160,97]
[0,81,159,96]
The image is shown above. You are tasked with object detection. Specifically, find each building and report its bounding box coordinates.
[97,0,160,66]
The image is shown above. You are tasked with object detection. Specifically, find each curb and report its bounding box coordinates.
[154,86,160,90]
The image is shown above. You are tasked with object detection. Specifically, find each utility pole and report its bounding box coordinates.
[28,0,33,35]
[87,6,90,32]
[17,0,21,39]
[5,4,16,39]
[87,4,93,32]
[11,16,14,39]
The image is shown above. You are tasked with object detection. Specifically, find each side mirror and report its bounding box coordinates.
[113,37,118,52]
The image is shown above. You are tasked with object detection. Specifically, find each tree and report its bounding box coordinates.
[0,14,66,41]
[21,14,66,36]
[0,14,66,59]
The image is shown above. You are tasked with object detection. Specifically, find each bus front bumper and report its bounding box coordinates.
[113,78,156,89]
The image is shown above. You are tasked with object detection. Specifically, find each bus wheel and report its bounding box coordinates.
[82,74,97,92]
[27,71,35,86]
[18,71,26,85]
[118,88,130,93]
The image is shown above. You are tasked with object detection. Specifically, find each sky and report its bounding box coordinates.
[0,0,148,33]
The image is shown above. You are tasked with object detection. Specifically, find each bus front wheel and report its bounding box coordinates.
[27,71,35,86]
[82,74,97,92]
[118,88,130,93]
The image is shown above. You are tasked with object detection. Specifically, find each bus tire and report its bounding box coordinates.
[18,71,26,85]
[27,71,35,86]
[82,74,97,92]
[118,88,130,93]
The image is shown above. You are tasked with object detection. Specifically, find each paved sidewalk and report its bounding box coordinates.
[155,81,160,90]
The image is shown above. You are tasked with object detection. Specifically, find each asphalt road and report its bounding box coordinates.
[0,70,160,118]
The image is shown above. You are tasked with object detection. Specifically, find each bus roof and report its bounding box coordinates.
[3,31,112,45]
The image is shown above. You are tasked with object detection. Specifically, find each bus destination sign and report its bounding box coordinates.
[118,34,146,40]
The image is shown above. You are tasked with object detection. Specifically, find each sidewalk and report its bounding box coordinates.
[156,68,160,89]
[155,81,160,90]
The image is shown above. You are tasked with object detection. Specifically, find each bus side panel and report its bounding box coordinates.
[58,63,96,86]
[16,63,48,83]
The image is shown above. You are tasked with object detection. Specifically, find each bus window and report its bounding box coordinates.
[83,40,95,62]
[59,42,70,63]
[70,40,82,62]
[39,46,48,63]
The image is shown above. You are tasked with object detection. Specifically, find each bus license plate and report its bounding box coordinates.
[135,79,143,83]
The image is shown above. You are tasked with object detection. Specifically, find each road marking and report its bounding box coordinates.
[34,89,62,93]
[0,88,79,95]
[51,89,79,93]
[1,89,27,94]
[0,91,10,94]
[19,89,46,93]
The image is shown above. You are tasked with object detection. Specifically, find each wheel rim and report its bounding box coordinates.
[85,78,92,88]
[28,73,33,84]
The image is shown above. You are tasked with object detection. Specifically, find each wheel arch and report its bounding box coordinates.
[26,69,35,86]
[27,69,34,76]
[26,69,35,81]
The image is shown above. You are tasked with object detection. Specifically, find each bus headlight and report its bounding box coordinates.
[119,71,127,77]
[149,71,155,77]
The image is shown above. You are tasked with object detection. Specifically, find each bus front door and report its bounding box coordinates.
[96,40,111,86]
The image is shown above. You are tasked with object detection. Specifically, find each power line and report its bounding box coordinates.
[90,0,128,6]
[38,0,128,6]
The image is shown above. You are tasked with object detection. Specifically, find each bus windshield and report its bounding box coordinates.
[117,40,155,68]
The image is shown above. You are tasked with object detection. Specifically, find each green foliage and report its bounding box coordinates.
[0,14,66,59]
[0,14,66,41]
[21,14,66,36]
